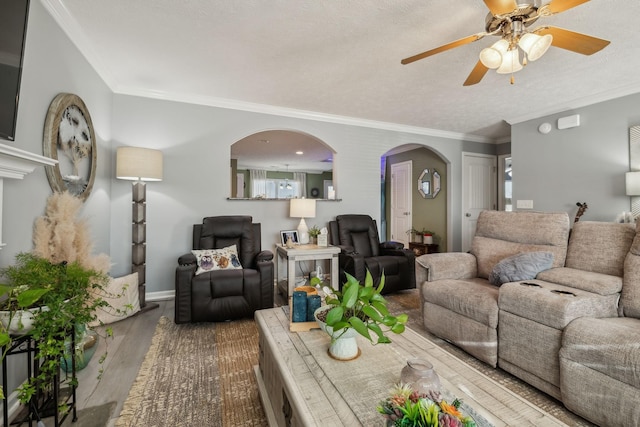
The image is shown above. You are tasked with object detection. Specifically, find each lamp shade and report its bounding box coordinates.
[626,172,640,196]
[496,48,523,74]
[519,33,552,62]
[289,198,316,218]
[116,147,163,181]
[479,39,509,69]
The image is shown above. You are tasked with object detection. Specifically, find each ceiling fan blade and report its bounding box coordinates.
[401,33,485,65]
[463,61,490,86]
[534,26,610,55]
[483,0,517,16]
[545,0,590,14]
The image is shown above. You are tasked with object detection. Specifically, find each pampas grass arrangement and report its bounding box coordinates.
[32,191,111,273]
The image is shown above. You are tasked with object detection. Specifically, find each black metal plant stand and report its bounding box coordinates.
[2,331,76,427]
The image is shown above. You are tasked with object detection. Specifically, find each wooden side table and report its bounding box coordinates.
[275,244,341,297]
[408,242,439,256]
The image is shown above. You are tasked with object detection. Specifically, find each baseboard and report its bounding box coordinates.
[146,290,175,301]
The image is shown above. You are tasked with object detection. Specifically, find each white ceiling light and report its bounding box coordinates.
[479,39,509,69]
[519,33,553,62]
[496,48,523,74]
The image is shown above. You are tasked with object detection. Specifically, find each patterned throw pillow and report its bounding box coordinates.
[192,245,243,275]
[489,251,554,286]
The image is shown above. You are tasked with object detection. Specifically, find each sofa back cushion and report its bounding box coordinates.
[471,211,570,279]
[622,220,640,318]
[565,221,635,277]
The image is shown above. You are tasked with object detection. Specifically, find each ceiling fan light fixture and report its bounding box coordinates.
[518,33,552,61]
[496,48,523,74]
[479,39,509,69]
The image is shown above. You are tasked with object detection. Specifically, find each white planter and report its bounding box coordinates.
[314,306,361,361]
[423,235,433,244]
[0,306,48,335]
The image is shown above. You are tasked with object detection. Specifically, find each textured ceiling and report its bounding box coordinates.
[48,0,640,143]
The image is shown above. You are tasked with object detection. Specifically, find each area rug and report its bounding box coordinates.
[115,317,266,427]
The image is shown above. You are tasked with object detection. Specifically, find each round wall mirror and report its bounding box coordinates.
[418,169,440,199]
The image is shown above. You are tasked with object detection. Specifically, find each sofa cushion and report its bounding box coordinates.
[489,251,554,286]
[422,278,499,328]
[471,211,570,279]
[192,245,242,275]
[565,221,635,276]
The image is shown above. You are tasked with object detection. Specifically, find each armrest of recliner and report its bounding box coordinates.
[380,241,404,250]
[178,252,197,266]
[175,263,197,324]
[415,252,477,284]
[256,249,273,263]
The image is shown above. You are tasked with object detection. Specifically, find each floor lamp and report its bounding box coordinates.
[116,146,163,311]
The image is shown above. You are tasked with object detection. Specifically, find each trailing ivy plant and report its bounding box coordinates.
[0,252,112,403]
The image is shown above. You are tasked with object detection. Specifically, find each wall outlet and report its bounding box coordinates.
[516,199,534,209]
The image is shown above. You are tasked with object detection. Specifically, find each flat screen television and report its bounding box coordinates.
[0,0,30,142]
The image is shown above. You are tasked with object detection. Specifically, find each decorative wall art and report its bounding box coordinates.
[43,93,96,201]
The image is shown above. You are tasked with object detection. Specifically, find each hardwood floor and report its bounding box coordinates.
[74,298,175,426]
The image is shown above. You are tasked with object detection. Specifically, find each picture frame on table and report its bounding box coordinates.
[280,230,299,246]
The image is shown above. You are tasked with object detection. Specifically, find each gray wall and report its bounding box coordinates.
[1,1,112,267]
[512,92,640,221]
[108,95,486,295]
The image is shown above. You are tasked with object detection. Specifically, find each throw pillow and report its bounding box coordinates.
[192,245,243,275]
[90,272,141,326]
[489,251,554,286]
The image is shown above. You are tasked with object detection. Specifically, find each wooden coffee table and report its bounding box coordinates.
[254,307,568,427]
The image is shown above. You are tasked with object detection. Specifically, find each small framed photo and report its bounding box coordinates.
[280,230,299,245]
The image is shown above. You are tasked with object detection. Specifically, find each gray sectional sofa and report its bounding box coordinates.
[416,210,639,427]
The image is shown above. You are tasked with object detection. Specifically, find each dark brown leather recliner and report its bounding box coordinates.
[175,216,274,323]
[329,214,415,294]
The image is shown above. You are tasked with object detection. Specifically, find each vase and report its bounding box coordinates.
[0,306,49,335]
[61,324,99,372]
[314,306,360,361]
[400,358,441,394]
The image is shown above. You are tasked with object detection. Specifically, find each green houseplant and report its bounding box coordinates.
[0,191,122,408]
[308,225,321,243]
[311,270,408,360]
[0,252,110,403]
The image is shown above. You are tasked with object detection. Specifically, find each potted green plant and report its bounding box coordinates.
[311,271,408,360]
[308,225,321,244]
[406,228,422,243]
[0,252,111,403]
[0,191,121,410]
[421,229,436,245]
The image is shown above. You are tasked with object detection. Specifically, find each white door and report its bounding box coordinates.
[462,153,497,252]
[390,161,412,247]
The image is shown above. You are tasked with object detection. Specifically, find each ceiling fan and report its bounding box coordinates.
[401,0,610,86]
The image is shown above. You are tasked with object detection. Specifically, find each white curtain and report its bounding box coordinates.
[293,172,306,198]
[250,169,267,198]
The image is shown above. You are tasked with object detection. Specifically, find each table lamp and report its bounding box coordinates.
[290,198,316,244]
[116,146,163,310]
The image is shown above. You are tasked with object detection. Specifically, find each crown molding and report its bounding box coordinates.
[505,82,640,126]
[40,0,118,89]
[115,86,496,144]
